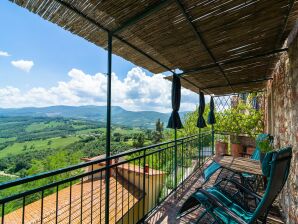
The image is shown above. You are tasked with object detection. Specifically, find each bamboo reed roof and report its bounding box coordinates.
[10,0,298,95]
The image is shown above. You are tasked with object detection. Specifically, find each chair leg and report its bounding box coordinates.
[259,209,269,224]
[263,209,269,224]
[177,204,201,219]
[195,205,222,224]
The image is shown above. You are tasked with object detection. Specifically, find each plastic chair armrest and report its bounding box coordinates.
[199,189,248,224]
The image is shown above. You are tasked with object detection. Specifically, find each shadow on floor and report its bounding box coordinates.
[146,161,284,224]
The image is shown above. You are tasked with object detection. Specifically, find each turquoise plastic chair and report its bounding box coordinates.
[178,147,292,224]
[203,161,222,181]
[250,146,260,160]
[241,134,274,189]
[243,133,273,160]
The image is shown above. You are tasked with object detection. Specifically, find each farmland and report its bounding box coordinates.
[0,115,164,180]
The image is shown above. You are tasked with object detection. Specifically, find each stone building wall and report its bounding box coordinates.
[264,32,298,224]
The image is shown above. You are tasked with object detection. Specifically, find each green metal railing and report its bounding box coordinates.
[0,132,214,224]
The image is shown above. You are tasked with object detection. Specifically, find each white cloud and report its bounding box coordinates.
[11,60,34,72]
[0,51,10,57]
[0,67,199,112]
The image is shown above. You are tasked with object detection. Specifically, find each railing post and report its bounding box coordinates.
[211,125,215,156]
[142,148,146,223]
[198,127,201,166]
[105,32,112,224]
[174,128,178,190]
[181,138,184,188]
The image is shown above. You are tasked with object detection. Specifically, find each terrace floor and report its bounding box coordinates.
[146,160,285,224]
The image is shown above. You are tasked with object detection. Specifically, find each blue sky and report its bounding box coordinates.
[0,1,139,89]
[0,1,198,112]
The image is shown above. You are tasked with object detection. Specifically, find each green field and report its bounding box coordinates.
[0,136,80,158]
[0,117,104,176]
[0,137,16,144]
[0,116,158,178]
[25,121,65,132]
[0,112,169,215]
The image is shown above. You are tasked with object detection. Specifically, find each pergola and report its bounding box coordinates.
[8,0,298,223]
[12,0,297,94]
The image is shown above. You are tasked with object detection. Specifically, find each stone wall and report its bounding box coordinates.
[264,32,298,224]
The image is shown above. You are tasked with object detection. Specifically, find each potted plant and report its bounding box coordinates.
[215,102,244,158]
[214,93,264,158]
[246,145,256,156]
[215,136,228,157]
[256,135,273,163]
[230,133,243,158]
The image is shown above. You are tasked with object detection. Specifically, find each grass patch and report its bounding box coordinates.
[0,137,16,144]
[25,121,64,132]
[0,136,80,158]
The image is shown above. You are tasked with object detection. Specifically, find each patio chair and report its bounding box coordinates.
[177,146,292,224]
[239,134,274,190]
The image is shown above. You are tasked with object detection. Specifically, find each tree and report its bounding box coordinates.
[178,104,211,138]
[113,132,121,142]
[22,144,28,151]
[144,129,153,139]
[14,159,30,173]
[132,133,145,148]
[152,119,164,143]
[156,118,164,133]
[215,97,263,142]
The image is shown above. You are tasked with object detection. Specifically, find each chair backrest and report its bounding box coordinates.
[251,133,274,160]
[250,147,260,160]
[203,161,221,181]
[249,147,292,223]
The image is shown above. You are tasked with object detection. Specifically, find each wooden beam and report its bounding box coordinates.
[203,78,272,90]
[112,0,172,34]
[175,0,234,92]
[179,48,288,76]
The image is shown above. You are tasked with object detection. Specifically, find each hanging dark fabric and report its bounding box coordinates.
[208,96,216,125]
[253,97,259,110]
[197,91,207,128]
[167,75,183,129]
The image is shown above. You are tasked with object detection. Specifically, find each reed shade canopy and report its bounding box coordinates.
[167,75,183,129]
[9,0,298,95]
[197,92,207,128]
[208,97,216,125]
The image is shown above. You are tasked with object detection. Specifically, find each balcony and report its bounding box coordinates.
[0,134,204,223]
[0,131,286,224]
[2,0,298,223]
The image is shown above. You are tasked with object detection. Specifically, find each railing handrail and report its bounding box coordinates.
[0,131,214,224]
[214,130,257,136]
[0,134,200,190]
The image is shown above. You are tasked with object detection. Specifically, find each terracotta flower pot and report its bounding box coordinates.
[215,141,228,157]
[246,146,255,156]
[231,143,243,157]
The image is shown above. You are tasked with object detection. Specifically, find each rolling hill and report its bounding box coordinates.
[0,106,188,128]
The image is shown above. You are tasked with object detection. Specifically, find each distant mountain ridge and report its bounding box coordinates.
[0,106,189,128]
